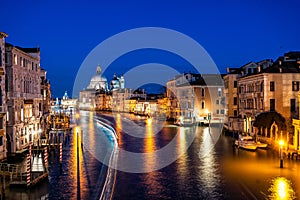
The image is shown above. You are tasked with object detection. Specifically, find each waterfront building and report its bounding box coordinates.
[60,91,77,114]
[292,92,300,152]
[40,69,51,114]
[95,90,112,111]
[225,52,300,147]
[223,68,240,132]
[112,88,133,112]
[239,55,300,141]
[166,73,225,124]
[224,60,273,133]
[124,89,147,113]
[5,42,44,153]
[166,79,177,120]
[0,32,8,160]
[79,65,127,111]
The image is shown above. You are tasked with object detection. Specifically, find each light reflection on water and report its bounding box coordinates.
[197,127,222,199]
[12,112,299,199]
[143,118,164,197]
[268,177,296,200]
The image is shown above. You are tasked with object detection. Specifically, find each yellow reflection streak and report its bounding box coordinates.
[143,119,162,196]
[72,124,87,199]
[70,126,79,199]
[89,112,95,148]
[115,114,123,146]
[176,127,187,181]
[269,177,296,200]
[144,119,155,153]
[198,127,217,188]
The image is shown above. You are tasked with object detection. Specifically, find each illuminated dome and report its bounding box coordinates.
[110,74,120,91]
[87,65,108,91]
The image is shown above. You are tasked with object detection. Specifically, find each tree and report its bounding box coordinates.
[253,111,286,131]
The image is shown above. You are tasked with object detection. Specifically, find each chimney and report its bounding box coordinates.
[226,67,230,73]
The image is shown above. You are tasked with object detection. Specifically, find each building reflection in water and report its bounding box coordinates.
[144,117,156,167]
[178,127,188,164]
[88,112,95,149]
[143,118,164,196]
[176,127,188,188]
[72,111,93,199]
[115,113,123,146]
[71,125,86,199]
[197,127,220,197]
[268,177,296,200]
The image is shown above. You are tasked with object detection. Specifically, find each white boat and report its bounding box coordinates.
[235,135,257,151]
[256,141,268,149]
[175,117,195,126]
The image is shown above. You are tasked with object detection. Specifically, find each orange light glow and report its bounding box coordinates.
[279,140,284,147]
[268,177,296,200]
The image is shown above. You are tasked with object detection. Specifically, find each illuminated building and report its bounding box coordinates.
[0,32,8,159]
[166,73,225,125]
[60,91,77,114]
[79,65,128,111]
[226,52,300,147]
[79,65,109,110]
[5,41,45,153]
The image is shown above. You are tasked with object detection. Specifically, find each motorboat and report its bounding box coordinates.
[255,141,268,149]
[175,117,195,127]
[235,135,257,151]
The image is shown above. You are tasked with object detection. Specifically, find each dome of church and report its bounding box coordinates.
[110,74,120,90]
[90,74,107,82]
[87,65,108,91]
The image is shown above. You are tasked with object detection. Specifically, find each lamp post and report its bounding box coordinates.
[208,112,211,132]
[279,140,284,168]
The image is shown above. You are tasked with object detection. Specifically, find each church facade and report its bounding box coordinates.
[78,65,125,110]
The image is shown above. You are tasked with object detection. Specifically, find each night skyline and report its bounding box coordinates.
[1,0,300,97]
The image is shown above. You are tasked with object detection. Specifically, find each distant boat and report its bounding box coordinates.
[235,135,257,151]
[175,116,195,127]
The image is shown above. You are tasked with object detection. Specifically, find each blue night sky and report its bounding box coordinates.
[1,0,300,98]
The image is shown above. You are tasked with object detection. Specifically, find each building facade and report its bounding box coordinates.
[223,68,240,132]
[224,53,300,148]
[40,69,51,115]
[0,32,8,159]
[166,73,225,125]
[5,43,43,153]
[112,88,133,112]
[79,65,126,111]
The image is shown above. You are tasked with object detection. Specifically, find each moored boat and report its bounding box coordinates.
[235,135,257,151]
[255,141,268,149]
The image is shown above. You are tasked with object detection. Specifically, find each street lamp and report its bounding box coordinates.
[279,140,284,168]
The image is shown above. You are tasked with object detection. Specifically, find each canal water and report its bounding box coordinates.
[5,111,300,199]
